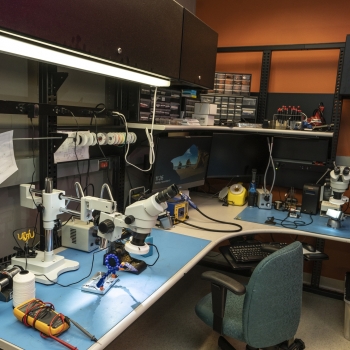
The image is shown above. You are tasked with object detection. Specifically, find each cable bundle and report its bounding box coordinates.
[12,270,35,307]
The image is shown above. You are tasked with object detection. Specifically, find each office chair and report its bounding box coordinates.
[195,241,305,350]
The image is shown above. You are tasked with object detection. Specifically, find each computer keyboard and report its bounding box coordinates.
[228,242,288,263]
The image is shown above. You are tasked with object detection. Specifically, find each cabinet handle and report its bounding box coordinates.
[198,75,201,80]
[117,48,123,54]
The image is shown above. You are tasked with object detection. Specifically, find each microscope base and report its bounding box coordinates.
[11,251,79,285]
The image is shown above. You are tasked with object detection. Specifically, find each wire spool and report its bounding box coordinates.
[118,132,126,145]
[79,133,89,146]
[126,132,133,144]
[131,132,137,144]
[90,132,97,146]
[85,132,95,146]
[114,133,121,145]
[97,132,107,145]
[12,270,35,308]
[107,132,116,145]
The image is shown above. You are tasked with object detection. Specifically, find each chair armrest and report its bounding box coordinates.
[201,271,246,295]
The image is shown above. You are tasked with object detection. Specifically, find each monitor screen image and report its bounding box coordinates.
[151,136,212,192]
[206,133,270,179]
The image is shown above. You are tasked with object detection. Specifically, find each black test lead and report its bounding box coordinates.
[65,316,98,342]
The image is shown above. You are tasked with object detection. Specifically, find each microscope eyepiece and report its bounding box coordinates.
[155,184,179,204]
[343,166,350,176]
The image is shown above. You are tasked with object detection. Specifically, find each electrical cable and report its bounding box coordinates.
[267,213,313,229]
[85,158,90,195]
[93,112,113,190]
[66,109,82,185]
[34,248,107,287]
[113,87,157,172]
[145,243,160,266]
[178,206,242,232]
[263,137,275,196]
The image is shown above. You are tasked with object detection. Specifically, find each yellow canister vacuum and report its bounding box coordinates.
[227,183,247,206]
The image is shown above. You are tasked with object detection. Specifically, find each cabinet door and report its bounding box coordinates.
[179,9,218,89]
[0,0,183,79]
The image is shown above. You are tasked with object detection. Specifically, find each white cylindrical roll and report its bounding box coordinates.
[12,270,35,308]
[86,133,94,146]
[107,132,116,145]
[114,133,120,145]
[97,132,107,145]
[119,132,126,144]
[79,133,89,146]
[91,133,97,146]
[131,132,137,144]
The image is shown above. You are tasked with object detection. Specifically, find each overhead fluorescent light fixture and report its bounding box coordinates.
[0,31,170,87]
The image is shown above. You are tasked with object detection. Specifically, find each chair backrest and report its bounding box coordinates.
[243,241,303,348]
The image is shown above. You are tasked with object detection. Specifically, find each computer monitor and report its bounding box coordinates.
[206,133,270,179]
[150,135,212,192]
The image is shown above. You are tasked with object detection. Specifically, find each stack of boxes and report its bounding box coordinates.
[212,72,251,96]
[200,94,258,126]
[125,83,182,123]
[192,102,217,126]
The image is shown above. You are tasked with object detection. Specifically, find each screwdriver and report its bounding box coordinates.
[65,316,98,342]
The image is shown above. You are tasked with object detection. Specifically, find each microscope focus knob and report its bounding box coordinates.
[124,215,135,225]
[98,219,115,234]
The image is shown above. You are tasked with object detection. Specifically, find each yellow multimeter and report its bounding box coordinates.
[13,299,70,336]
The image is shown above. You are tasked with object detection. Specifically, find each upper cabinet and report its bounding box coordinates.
[179,9,219,90]
[0,0,217,88]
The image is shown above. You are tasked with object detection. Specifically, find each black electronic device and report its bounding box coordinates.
[103,242,147,275]
[301,183,321,215]
[150,136,212,192]
[206,133,270,179]
[0,266,21,302]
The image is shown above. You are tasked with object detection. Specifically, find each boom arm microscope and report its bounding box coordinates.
[14,178,179,284]
[97,184,179,255]
[326,164,350,228]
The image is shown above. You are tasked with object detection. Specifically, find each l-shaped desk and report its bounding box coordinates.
[0,193,349,350]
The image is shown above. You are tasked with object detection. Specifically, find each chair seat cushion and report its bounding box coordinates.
[195,291,245,342]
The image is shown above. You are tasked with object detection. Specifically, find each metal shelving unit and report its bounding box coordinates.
[217,41,347,299]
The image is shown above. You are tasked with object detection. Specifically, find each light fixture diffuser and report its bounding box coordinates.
[0,31,171,87]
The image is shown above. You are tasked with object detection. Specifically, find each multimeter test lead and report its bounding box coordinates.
[65,316,98,342]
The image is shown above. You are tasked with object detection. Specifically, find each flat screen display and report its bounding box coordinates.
[206,133,270,178]
[151,136,212,192]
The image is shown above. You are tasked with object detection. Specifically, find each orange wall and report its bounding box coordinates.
[196,0,350,282]
[196,0,350,156]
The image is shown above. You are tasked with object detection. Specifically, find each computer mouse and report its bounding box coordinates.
[302,243,316,252]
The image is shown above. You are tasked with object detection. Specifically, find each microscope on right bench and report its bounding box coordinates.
[324,164,350,228]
